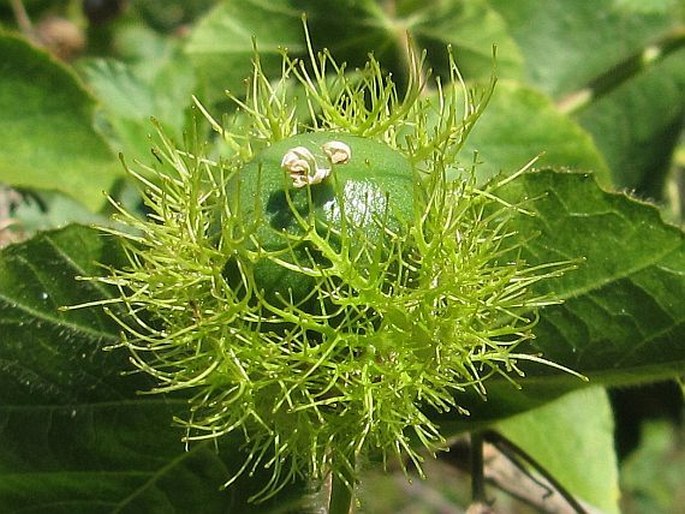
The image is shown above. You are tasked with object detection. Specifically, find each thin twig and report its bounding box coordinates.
[10,0,32,33]
[483,430,594,514]
[470,431,488,504]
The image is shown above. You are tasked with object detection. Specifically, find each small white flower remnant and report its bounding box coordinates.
[281,141,351,188]
[321,140,352,165]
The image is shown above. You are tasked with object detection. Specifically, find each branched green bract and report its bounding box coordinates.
[92,26,580,502]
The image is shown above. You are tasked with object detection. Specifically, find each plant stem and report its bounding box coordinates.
[328,470,354,514]
[558,26,685,113]
[327,452,356,514]
[10,0,33,33]
[470,431,487,504]
[484,430,589,514]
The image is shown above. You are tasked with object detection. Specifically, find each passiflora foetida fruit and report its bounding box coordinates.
[221,131,416,309]
[92,27,580,502]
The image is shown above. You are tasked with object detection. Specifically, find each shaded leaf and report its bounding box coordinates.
[130,0,217,32]
[489,0,679,98]
[185,0,522,101]
[439,170,684,430]
[0,34,121,211]
[490,0,685,195]
[461,81,612,187]
[0,226,310,513]
[510,171,685,381]
[574,47,685,198]
[300,0,522,83]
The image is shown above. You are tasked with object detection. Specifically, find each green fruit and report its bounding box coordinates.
[222,131,416,307]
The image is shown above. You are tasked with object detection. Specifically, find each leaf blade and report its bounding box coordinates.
[497,387,620,514]
[439,169,684,431]
[0,226,310,513]
[0,35,122,211]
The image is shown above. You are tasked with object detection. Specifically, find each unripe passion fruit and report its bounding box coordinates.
[223,132,416,307]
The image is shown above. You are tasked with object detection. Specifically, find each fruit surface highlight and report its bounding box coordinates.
[222,132,416,307]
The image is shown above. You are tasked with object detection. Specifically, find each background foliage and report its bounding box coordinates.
[0,0,683,512]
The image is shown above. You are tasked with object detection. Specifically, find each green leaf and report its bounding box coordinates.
[489,0,685,196]
[489,0,679,98]
[612,0,681,15]
[10,189,111,237]
[620,419,685,513]
[185,0,523,100]
[82,36,197,163]
[497,387,620,514]
[301,0,523,83]
[461,81,612,187]
[439,170,684,430]
[510,171,685,382]
[0,226,310,513]
[185,1,304,99]
[129,0,217,32]
[574,47,685,197]
[0,34,121,211]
